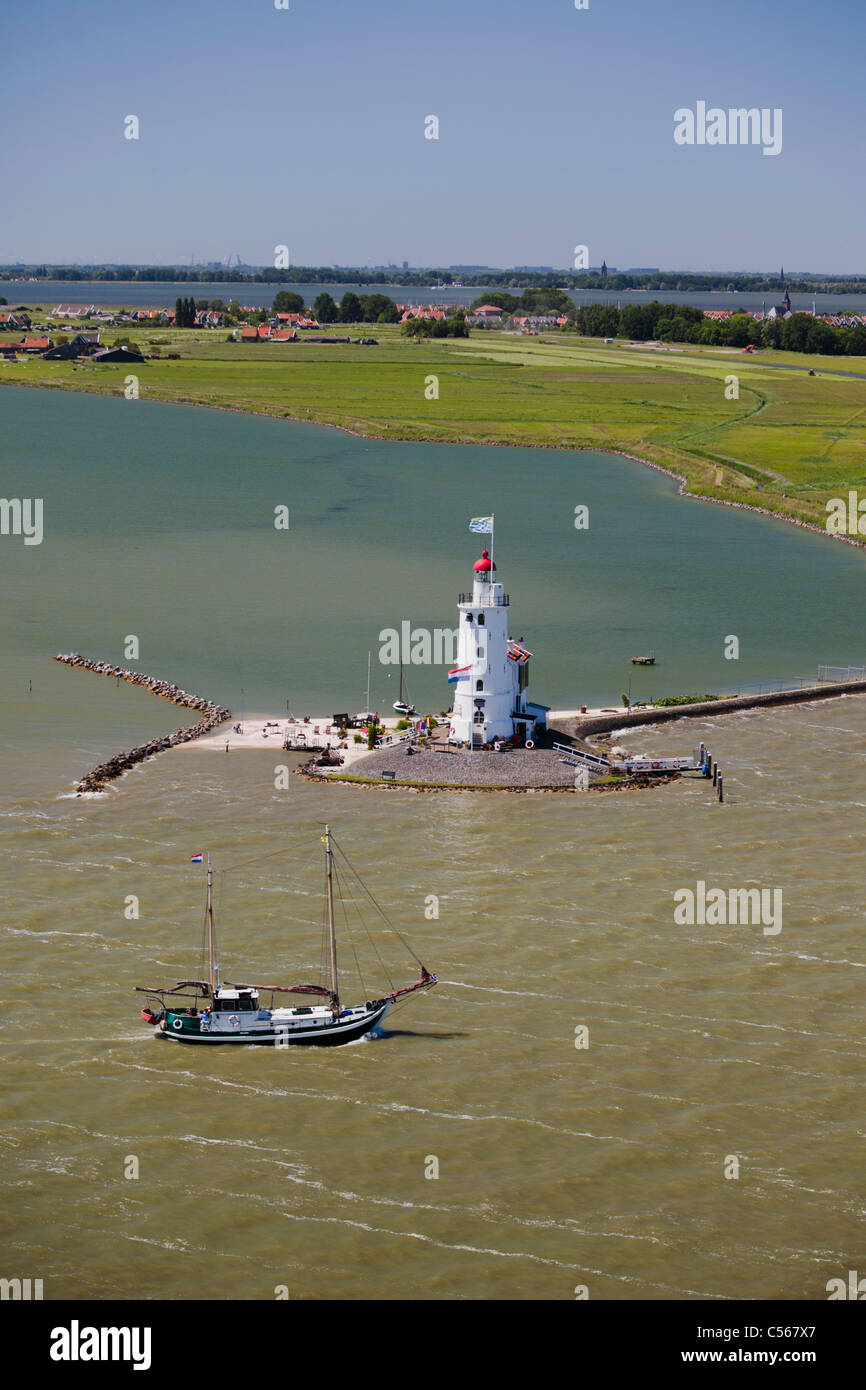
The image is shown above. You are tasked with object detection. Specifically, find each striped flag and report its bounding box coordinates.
[448,665,471,683]
[190,853,203,863]
[469,516,493,533]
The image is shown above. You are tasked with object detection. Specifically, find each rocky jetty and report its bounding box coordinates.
[54,653,231,795]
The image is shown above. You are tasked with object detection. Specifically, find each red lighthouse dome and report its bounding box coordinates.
[473,549,496,573]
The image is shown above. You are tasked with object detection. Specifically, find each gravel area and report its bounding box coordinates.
[313,741,602,790]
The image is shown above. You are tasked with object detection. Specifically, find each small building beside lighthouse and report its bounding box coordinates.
[448,541,548,747]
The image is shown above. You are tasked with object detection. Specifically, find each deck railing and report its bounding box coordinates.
[458,592,509,606]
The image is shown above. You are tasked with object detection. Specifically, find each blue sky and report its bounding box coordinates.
[2,0,863,271]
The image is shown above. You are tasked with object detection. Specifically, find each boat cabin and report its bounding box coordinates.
[213,985,259,1011]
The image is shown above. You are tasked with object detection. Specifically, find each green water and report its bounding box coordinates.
[1,385,865,1301]
[2,385,864,794]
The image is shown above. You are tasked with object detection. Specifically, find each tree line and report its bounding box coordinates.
[271,290,401,324]
[574,301,866,356]
[6,265,866,297]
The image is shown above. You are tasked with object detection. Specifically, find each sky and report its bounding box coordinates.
[2,0,864,272]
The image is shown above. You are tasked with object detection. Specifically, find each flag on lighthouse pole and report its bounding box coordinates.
[190,853,203,863]
[469,516,494,534]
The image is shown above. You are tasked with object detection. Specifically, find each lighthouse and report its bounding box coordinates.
[447,535,547,747]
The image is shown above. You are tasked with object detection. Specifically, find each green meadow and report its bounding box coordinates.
[3,316,865,532]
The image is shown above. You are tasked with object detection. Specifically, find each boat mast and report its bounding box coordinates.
[324,825,339,1012]
[206,853,217,1000]
[365,651,371,712]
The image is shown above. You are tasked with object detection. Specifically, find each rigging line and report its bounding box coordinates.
[330,851,394,991]
[214,844,294,876]
[340,878,394,992]
[330,859,368,999]
[320,861,330,989]
[329,836,425,969]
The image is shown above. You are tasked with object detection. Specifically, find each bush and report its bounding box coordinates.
[353,733,363,744]
[395,719,409,730]
[650,693,720,707]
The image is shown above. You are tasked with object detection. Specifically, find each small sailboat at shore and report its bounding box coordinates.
[136,827,436,1046]
[392,659,417,717]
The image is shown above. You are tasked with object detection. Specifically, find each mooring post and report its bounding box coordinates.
[712,764,718,787]
[717,774,724,802]
[704,754,712,779]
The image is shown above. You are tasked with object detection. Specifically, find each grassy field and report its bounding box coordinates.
[3,312,866,533]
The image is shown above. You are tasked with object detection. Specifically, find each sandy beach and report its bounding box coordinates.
[185,712,410,768]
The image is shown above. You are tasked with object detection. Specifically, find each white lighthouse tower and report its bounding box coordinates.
[448,537,546,747]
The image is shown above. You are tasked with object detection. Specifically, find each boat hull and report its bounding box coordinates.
[158,1002,392,1046]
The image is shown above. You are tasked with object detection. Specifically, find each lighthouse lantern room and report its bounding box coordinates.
[448,541,546,747]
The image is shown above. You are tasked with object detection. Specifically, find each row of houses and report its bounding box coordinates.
[237,324,298,342]
[235,312,323,341]
[397,304,456,322]
[703,307,866,326]
[47,303,226,327]
[0,332,143,363]
[0,311,31,331]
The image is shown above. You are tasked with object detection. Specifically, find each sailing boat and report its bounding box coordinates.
[392,658,417,716]
[136,827,437,1046]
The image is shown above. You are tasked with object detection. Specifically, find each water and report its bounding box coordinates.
[2,387,864,1300]
[6,279,866,315]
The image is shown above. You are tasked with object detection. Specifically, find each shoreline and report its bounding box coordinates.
[2,376,861,548]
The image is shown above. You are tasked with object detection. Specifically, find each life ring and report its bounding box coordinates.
[228,1014,240,1028]
[172,1017,183,1031]
[525,739,535,750]
[651,761,660,769]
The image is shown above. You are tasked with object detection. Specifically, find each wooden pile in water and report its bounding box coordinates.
[53,653,231,795]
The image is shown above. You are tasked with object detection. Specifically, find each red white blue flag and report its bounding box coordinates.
[190,853,203,863]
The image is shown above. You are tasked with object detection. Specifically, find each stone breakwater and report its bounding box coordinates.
[53,653,231,795]
[550,677,866,742]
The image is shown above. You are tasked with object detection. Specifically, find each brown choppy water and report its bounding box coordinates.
[3,699,865,1301]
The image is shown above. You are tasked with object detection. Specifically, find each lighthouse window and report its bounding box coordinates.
[476,647,484,659]
[476,680,483,691]
[465,613,473,623]
[477,614,485,626]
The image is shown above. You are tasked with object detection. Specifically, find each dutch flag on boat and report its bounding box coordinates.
[190,853,203,863]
